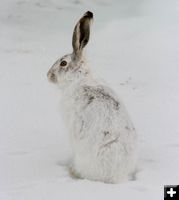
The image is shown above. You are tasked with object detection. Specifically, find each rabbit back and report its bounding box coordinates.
[61,82,137,183]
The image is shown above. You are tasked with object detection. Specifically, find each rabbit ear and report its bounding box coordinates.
[72,11,93,59]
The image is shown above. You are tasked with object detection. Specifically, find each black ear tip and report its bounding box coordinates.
[84,11,93,18]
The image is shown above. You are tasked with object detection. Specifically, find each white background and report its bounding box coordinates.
[0,0,179,199]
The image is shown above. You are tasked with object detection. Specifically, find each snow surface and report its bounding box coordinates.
[0,0,179,199]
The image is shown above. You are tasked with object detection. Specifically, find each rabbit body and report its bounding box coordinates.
[47,11,137,183]
[60,74,137,183]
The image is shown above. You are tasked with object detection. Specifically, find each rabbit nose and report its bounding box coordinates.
[47,70,56,83]
[47,70,51,78]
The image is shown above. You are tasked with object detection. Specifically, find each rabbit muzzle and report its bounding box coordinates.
[47,69,57,83]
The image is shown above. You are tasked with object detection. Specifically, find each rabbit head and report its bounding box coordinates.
[47,11,93,85]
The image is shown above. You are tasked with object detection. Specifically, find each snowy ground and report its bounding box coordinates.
[0,0,179,199]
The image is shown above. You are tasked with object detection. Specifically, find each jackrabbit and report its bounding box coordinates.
[47,11,137,183]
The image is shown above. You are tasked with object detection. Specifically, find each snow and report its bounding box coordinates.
[0,0,179,199]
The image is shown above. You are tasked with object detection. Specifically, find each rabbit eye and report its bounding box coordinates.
[60,60,67,67]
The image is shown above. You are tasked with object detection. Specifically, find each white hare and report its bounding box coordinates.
[47,11,137,183]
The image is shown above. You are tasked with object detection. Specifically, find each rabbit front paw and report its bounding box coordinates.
[69,165,82,179]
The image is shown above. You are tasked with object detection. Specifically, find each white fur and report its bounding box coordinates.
[47,11,137,184]
[62,72,137,183]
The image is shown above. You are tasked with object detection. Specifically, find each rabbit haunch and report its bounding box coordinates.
[47,11,137,183]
